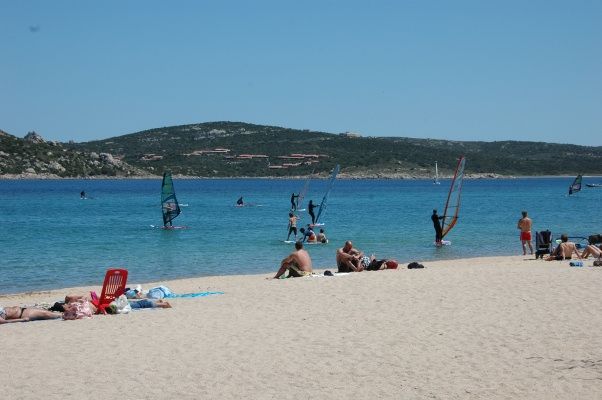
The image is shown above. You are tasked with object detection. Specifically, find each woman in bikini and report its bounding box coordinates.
[0,305,61,324]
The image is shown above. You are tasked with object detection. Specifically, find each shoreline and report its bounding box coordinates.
[0,254,590,300]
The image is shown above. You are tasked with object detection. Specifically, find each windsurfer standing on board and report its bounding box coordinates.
[517,210,533,255]
[308,199,319,225]
[431,209,444,245]
[290,192,299,211]
[80,190,86,199]
[236,196,244,206]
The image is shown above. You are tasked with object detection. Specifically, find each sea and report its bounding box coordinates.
[1,177,601,295]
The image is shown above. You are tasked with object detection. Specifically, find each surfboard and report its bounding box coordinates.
[434,240,451,246]
[283,240,296,244]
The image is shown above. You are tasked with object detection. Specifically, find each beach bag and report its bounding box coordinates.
[62,299,93,320]
[112,295,132,314]
[407,262,425,269]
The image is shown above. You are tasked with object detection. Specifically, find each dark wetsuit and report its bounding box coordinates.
[236,197,244,206]
[308,201,318,225]
[432,213,443,243]
[290,193,299,211]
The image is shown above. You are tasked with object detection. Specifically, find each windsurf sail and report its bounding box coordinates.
[161,171,181,227]
[434,161,440,184]
[315,164,340,224]
[568,174,582,195]
[297,171,312,209]
[441,156,466,239]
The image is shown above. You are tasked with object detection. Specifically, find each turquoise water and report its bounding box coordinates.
[1,178,601,294]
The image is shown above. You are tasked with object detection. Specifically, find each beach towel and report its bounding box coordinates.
[165,291,224,298]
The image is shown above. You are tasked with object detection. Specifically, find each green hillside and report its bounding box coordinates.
[2,122,601,177]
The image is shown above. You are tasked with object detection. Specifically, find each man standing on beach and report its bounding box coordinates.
[517,210,533,255]
[272,241,313,278]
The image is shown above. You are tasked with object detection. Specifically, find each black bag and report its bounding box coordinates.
[407,262,425,269]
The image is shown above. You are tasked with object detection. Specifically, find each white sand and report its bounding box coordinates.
[1,256,601,399]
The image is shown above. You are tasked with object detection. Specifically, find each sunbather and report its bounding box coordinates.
[272,241,313,278]
[545,234,582,261]
[581,244,602,259]
[64,294,172,312]
[0,305,61,324]
[336,241,365,272]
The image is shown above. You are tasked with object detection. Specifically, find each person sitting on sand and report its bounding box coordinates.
[581,243,602,259]
[272,241,313,279]
[336,241,365,272]
[0,305,62,324]
[545,234,582,261]
[317,228,328,244]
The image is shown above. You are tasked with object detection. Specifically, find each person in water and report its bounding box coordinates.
[0,305,62,324]
[308,199,319,225]
[290,192,299,211]
[517,210,533,255]
[80,190,86,199]
[236,196,244,206]
[299,226,316,243]
[317,228,328,243]
[271,241,313,279]
[287,212,298,241]
[431,209,444,244]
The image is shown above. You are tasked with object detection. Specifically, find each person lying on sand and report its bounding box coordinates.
[581,244,602,259]
[336,241,365,272]
[545,234,582,261]
[272,241,313,279]
[64,295,172,312]
[0,305,61,324]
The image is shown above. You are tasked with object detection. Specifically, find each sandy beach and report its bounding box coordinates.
[1,255,601,400]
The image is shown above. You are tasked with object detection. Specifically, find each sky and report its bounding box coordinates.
[1,1,601,145]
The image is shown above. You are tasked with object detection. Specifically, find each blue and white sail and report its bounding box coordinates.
[314,164,340,225]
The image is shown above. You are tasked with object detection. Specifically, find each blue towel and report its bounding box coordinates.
[165,291,224,299]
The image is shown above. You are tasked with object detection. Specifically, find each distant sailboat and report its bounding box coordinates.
[568,174,582,195]
[161,171,184,229]
[433,161,441,185]
[439,156,466,244]
[313,164,340,227]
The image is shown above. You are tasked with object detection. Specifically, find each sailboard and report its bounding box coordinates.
[568,174,582,195]
[161,171,185,229]
[313,164,340,226]
[434,161,440,185]
[439,156,466,243]
[586,183,602,188]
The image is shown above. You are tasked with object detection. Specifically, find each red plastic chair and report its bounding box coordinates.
[90,268,128,314]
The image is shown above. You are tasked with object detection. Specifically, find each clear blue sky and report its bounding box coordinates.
[1,1,601,145]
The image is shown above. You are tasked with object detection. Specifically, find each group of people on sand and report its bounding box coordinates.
[1,293,171,325]
[517,210,602,260]
[272,240,391,279]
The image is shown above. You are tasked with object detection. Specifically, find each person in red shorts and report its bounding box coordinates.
[517,210,533,255]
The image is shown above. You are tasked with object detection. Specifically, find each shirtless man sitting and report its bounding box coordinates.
[336,241,364,272]
[272,241,313,279]
[545,234,582,261]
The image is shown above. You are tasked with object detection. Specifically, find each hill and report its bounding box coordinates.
[2,122,601,178]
